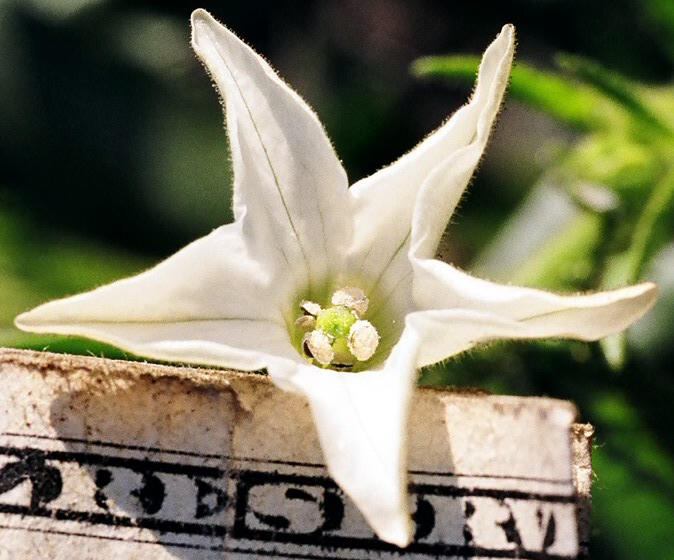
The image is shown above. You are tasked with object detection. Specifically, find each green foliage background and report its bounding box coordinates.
[1,1,673,557]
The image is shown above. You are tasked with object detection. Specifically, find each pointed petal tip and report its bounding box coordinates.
[14,304,75,336]
[13,311,30,332]
[634,280,657,295]
[490,23,515,67]
[13,293,88,334]
[190,8,215,42]
[565,280,658,344]
[625,280,658,311]
[565,281,659,338]
[14,305,66,335]
[190,8,228,51]
[190,7,213,27]
[501,23,515,36]
[609,280,658,303]
[380,518,414,548]
[356,497,412,547]
[496,23,516,58]
[14,307,44,332]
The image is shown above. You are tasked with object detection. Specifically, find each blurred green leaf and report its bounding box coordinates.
[603,168,674,289]
[564,135,662,202]
[510,210,601,288]
[474,180,605,289]
[557,54,674,138]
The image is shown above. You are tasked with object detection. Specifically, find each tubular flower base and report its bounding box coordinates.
[15,9,657,547]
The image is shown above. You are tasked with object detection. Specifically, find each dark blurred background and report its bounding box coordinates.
[1,1,673,558]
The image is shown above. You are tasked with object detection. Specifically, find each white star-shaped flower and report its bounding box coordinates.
[16,9,656,547]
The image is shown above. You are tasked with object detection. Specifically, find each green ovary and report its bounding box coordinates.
[316,307,356,339]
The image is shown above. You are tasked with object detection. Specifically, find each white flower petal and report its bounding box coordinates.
[17,224,280,324]
[288,329,420,547]
[409,26,514,259]
[415,258,657,320]
[409,264,657,366]
[347,25,514,279]
[19,318,296,371]
[15,224,298,369]
[191,10,350,287]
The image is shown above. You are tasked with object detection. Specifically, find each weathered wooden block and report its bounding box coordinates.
[0,348,591,559]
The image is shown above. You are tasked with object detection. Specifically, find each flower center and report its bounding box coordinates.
[294,286,380,370]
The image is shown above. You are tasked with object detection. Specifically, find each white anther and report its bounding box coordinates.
[347,320,379,361]
[331,286,369,316]
[294,315,316,330]
[303,330,334,365]
[300,300,322,317]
